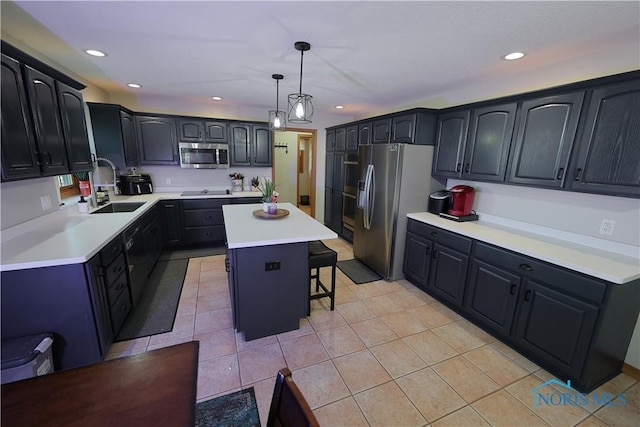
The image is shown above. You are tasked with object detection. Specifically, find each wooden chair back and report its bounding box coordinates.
[266,367,320,427]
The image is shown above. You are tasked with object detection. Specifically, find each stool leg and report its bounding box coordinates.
[330,264,336,311]
[315,267,320,292]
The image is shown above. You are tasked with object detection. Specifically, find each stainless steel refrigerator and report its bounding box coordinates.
[353,143,443,281]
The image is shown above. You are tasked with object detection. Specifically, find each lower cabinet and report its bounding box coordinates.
[182,199,229,245]
[403,218,640,392]
[161,200,184,246]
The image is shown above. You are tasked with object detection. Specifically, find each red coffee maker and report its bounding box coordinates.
[448,185,476,216]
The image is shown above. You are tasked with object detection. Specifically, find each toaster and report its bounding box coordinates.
[118,174,153,195]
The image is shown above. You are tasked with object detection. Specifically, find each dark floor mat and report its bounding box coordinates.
[195,387,260,427]
[158,245,226,261]
[337,259,382,284]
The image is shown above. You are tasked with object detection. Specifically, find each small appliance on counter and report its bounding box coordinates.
[118,174,153,195]
[440,185,478,222]
[428,190,450,214]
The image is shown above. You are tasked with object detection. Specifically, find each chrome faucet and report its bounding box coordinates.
[91,157,118,206]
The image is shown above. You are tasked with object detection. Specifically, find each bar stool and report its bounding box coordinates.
[308,240,337,315]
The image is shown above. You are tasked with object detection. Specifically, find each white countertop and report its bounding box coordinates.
[223,202,337,249]
[407,212,640,285]
[0,191,263,272]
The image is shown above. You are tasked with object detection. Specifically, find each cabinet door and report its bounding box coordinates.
[569,81,640,197]
[432,110,470,178]
[86,255,114,357]
[204,120,228,143]
[391,113,416,143]
[253,125,272,166]
[326,129,336,152]
[335,127,346,151]
[135,116,178,164]
[332,151,345,191]
[24,66,69,176]
[56,81,92,172]
[372,118,391,143]
[1,54,40,180]
[403,232,433,291]
[464,103,517,182]
[120,111,138,166]
[515,280,598,380]
[229,123,251,166]
[331,192,343,233]
[161,201,184,246]
[358,122,371,145]
[465,259,521,337]
[507,92,584,188]
[428,243,469,307]
[325,151,334,189]
[324,187,332,227]
[346,125,358,151]
[177,119,204,142]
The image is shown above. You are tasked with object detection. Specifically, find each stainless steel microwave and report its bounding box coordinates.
[179,142,230,169]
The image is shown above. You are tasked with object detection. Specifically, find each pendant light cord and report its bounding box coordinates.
[298,50,304,94]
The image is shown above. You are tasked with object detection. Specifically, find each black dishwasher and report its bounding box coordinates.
[124,222,148,306]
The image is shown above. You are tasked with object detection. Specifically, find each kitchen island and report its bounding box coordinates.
[223,202,337,340]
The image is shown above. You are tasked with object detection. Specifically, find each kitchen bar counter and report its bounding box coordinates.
[223,202,337,249]
[0,191,262,272]
[408,212,639,284]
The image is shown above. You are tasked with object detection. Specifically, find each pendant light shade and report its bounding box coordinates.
[268,74,287,131]
[288,41,313,124]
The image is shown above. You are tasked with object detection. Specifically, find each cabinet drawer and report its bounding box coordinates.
[106,272,129,308]
[182,199,227,210]
[104,253,126,285]
[473,242,607,304]
[110,289,132,335]
[185,225,226,244]
[100,238,123,266]
[232,197,262,204]
[183,209,223,227]
[406,220,472,253]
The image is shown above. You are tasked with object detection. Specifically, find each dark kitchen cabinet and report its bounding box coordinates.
[432,110,471,178]
[322,147,344,234]
[326,129,336,152]
[515,280,599,381]
[332,151,345,190]
[177,119,204,142]
[88,103,138,170]
[372,118,391,144]
[161,200,185,246]
[135,115,179,165]
[507,92,584,189]
[428,242,469,307]
[335,127,346,151]
[358,122,371,145]
[323,187,332,229]
[568,81,640,197]
[1,54,40,180]
[464,258,521,338]
[403,232,433,291]
[230,123,271,167]
[205,121,228,143]
[463,103,517,182]
[182,198,228,244]
[56,82,92,173]
[346,125,358,151]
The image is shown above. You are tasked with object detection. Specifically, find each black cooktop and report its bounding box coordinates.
[180,189,230,196]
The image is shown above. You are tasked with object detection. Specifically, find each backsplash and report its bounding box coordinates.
[1,177,61,230]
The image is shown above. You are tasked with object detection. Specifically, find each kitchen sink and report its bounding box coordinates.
[90,202,146,214]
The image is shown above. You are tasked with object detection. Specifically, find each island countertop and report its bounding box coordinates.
[223,202,337,249]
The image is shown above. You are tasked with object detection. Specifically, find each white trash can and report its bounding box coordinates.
[1,333,54,384]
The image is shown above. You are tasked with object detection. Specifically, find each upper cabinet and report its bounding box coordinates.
[432,110,470,178]
[326,129,336,152]
[135,115,179,165]
[335,127,346,151]
[568,81,640,197]
[204,121,228,143]
[229,123,272,167]
[358,122,371,146]
[346,125,358,151]
[1,48,92,181]
[88,103,138,170]
[372,118,391,143]
[507,92,584,189]
[177,119,204,143]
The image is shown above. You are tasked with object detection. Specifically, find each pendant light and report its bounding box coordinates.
[268,74,287,131]
[288,41,313,123]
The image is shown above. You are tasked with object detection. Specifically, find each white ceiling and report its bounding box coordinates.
[2,1,639,124]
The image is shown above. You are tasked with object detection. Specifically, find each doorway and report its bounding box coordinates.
[272,128,317,218]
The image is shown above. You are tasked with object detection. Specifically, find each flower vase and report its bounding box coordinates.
[263,202,277,214]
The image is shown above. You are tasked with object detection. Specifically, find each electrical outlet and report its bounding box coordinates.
[599,219,616,236]
[165,178,171,185]
[40,196,52,211]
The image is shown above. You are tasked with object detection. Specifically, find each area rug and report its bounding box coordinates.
[337,259,382,284]
[158,245,226,261]
[115,259,189,342]
[195,387,260,427]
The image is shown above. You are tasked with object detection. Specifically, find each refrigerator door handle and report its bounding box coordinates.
[368,165,375,230]
[364,164,375,230]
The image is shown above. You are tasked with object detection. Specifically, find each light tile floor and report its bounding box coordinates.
[106,238,640,426]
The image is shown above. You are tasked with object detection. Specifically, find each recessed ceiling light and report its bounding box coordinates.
[335,105,344,109]
[503,52,525,60]
[211,96,223,101]
[127,83,141,88]
[85,49,106,57]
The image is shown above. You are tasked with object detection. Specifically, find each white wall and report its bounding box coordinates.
[0,177,60,230]
[273,132,299,204]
